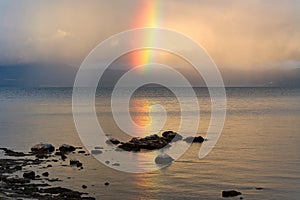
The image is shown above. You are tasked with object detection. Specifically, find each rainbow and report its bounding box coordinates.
[130,0,163,69]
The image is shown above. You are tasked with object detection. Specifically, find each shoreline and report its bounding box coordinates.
[0,146,96,200]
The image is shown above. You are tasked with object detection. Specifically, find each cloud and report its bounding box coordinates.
[0,0,300,71]
[54,29,70,39]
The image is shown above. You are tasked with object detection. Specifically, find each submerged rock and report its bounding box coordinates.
[154,153,174,165]
[222,190,242,197]
[91,150,102,155]
[31,143,55,154]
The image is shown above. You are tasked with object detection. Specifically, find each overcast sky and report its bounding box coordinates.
[0,0,300,86]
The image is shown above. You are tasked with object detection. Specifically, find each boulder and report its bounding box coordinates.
[31,143,55,154]
[106,138,121,145]
[162,131,183,142]
[69,159,83,167]
[59,144,76,153]
[154,153,174,165]
[222,190,242,197]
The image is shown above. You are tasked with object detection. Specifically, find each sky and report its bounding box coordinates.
[0,0,300,86]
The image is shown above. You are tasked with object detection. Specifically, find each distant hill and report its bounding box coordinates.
[0,63,299,87]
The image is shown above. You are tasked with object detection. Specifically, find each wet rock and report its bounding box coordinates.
[4,177,30,184]
[31,143,55,154]
[61,154,67,160]
[70,159,83,167]
[118,142,140,152]
[23,171,35,179]
[106,138,121,145]
[39,186,73,194]
[0,148,26,157]
[78,150,86,154]
[46,178,61,182]
[118,134,173,152]
[183,136,205,143]
[154,153,174,165]
[162,131,183,142]
[222,190,242,197]
[42,172,49,177]
[59,144,76,153]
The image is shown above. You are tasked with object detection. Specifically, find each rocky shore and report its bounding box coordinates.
[0,131,208,199]
[0,145,96,200]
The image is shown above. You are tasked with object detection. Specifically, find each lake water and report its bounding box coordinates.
[0,87,299,199]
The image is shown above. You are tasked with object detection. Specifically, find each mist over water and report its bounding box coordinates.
[0,87,299,199]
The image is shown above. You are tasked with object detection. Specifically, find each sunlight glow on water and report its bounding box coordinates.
[0,87,299,199]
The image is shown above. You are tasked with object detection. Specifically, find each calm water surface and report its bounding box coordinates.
[0,87,299,199]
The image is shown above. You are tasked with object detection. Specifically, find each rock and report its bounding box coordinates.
[77,150,86,154]
[104,182,110,186]
[23,171,35,179]
[129,137,139,143]
[112,163,120,166]
[106,138,121,145]
[118,142,140,152]
[222,190,242,197]
[42,172,49,177]
[59,144,76,153]
[162,131,183,142]
[255,187,264,190]
[183,136,204,143]
[154,153,174,165]
[70,159,83,167]
[4,177,30,184]
[82,184,87,189]
[31,143,55,154]
[91,150,102,155]
[39,186,72,194]
[61,154,67,160]
[0,148,26,157]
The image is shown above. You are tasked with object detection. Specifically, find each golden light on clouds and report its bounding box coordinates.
[0,0,299,70]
